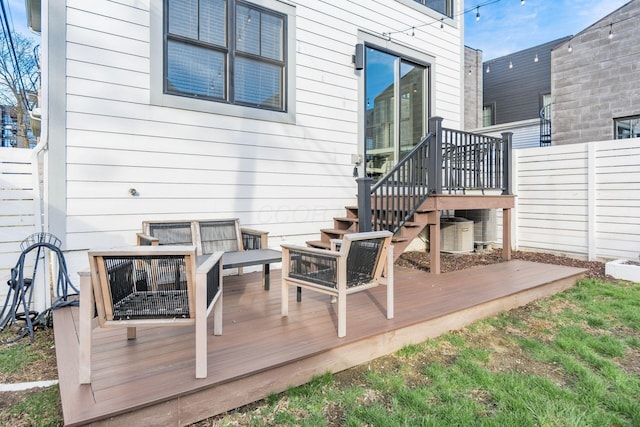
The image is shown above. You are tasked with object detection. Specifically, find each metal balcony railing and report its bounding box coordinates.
[357,116,512,234]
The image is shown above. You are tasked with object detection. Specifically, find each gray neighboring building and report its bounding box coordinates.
[551,0,640,145]
[464,37,570,149]
[483,38,570,128]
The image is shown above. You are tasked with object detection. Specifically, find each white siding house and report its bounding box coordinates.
[35,0,465,273]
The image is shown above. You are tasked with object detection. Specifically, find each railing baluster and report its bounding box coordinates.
[358,118,511,236]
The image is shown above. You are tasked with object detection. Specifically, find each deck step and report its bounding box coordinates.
[306,240,331,249]
[334,217,358,223]
[321,228,350,236]
[403,221,421,228]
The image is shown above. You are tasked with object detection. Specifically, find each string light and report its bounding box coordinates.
[608,23,613,39]
[567,44,572,53]
[412,26,415,36]
[485,64,490,73]
[382,0,504,39]
[508,60,513,69]
[534,53,539,62]
[521,0,525,5]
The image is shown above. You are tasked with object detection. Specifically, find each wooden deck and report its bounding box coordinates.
[54,260,585,426]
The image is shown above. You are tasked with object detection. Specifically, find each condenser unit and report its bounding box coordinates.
[455,209,497,244]
[440,217,474,253]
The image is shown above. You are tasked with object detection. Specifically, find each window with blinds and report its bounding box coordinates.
[165,0,286,112]
[412,0,453,18]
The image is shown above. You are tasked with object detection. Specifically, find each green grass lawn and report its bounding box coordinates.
[202,278,640,427]
[2,278,639,427]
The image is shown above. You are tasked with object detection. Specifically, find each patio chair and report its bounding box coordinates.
[281,231,394,337]
[79,246,223,382]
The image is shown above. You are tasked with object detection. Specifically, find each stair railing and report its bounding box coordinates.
[357,116,512,234]
[357,132,434,234]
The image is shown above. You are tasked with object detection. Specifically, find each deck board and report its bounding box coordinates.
[54,260,585,426]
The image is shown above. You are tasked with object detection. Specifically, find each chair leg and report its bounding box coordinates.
[281,280,289,317]
[78,273,93,384]
[387,245,394,319]
[195,274,207,379]
[337,291,346,338]
[127,327,137,340]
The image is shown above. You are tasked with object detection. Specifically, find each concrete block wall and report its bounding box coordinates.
[464,47,483,130]
[551,0,640,145]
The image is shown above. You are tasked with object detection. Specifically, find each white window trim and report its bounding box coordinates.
[150,0,296,124]
[394,0,459,27]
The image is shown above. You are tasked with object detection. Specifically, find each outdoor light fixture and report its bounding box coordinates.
[534,53,539,62]
[440,18,444,30]
[608,23,613,39]
[476,7,480,21]
[521,0,525,5]
[353,43,364,70]
[485,64,490,73]
[509,60,513,69]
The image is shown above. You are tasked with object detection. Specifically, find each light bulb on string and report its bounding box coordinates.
[534,53,539,62]
[608,23,613,39]
[440,18,444,30]
[521,0,525,5]
[476,7,480,21]
[412,26,415,36]
[568,44,572,52]
[485,64,490,73]
[509,60,513,69]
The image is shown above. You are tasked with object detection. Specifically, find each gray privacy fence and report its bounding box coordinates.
[502,137,640,261]
[0,148,49,312]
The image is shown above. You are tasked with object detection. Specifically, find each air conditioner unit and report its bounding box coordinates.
[455,209,496,244]
[440,217,474,253]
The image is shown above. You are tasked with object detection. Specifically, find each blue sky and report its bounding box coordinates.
[5,0,38,39]
[464,0,630,60]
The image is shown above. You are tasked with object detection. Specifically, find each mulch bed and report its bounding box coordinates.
[396,248,609,280]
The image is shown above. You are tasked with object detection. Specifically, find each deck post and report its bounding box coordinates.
[428,210,441,274]
[427,116,443,195]
[502,208,512,260]
[501,132,513,195]
[356,177,373,232]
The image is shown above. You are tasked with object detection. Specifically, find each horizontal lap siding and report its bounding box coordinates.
[61,0,463,253]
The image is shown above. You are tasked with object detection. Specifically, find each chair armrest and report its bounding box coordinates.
[137,232,159,246]
[281,244,341,259]
[240,228,269,250]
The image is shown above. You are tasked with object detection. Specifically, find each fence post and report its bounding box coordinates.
[356,177,373,232]
[501,132,513,195]
[427,116,443,194]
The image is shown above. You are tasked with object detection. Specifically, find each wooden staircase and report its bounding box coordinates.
[306,205,431,260]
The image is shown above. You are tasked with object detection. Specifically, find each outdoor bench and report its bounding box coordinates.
[136,218,280,290]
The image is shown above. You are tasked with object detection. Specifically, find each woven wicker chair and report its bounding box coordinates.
[281,231,394,337]
[79,246,223,382]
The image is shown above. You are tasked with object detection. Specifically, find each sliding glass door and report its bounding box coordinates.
[365,46,428,180]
